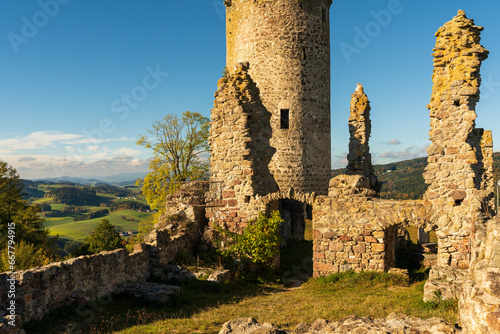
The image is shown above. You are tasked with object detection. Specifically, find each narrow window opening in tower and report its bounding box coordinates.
[280,109,290,129]
[322,8,327,23]
[303,47,307,60]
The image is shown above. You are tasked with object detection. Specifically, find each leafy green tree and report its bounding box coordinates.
[0,241,52,272]
[136,111,210,211]
[0,161,25,228]
[79,219,124,255]
[0,161,57,271]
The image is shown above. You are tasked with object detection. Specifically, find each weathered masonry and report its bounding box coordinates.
[206,8,500,333]
[225,0,332,195]
[422,9,493,302]
[4,6,500,334]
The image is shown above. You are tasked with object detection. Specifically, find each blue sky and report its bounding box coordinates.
[0,1,499,180]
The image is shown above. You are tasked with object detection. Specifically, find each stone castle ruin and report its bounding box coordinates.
[2,2,500,333]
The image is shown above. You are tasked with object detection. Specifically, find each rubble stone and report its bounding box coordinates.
[219,314,459,333]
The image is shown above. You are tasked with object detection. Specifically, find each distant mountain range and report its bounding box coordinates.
[32,172,147,186]
[30,152,500,196]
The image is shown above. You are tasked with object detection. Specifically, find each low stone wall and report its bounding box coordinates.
[0,247,149,323]
[312,188,430,277]
[423,266,468,302]
[0,204,205,329]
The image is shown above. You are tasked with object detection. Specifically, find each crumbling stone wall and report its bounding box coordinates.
[422,10,493,303]
[312,176,431,277]
[226,0,332,195]
[346,84,377,189]
[0,202,204,326]
[0,248,150,324]
[474,129,495,211]
[458,218,500,333]
[206,63,278,233]
[423,10,490,270]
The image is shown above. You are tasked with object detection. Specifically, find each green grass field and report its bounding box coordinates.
[26,272,457,334]
[45,209,151,241]
[26,182,151,241]
[33,197,53,204]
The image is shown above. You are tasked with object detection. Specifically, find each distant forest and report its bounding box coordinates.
[48,187,98,206]
[332,152,500,200]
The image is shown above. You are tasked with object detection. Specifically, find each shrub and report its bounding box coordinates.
[217,211,282,276]
[78,219,124,255]
[0,240,52,271]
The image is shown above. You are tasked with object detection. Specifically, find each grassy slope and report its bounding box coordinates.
[30,184,151,241]
[118,280,455,333]
[28,275,456,334]
[46,210,151,241]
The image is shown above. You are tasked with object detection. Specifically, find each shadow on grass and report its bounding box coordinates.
[23,278,286,334]
[396,240,432,283]
[279,240,313,287]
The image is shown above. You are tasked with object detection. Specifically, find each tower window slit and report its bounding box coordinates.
[280,109,290,129]
[322,8,327,23]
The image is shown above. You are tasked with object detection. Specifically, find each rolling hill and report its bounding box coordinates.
[332,152,500,200]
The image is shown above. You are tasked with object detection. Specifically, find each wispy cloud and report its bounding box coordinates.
[0,131,134,152]
[8,154,149,179]
[0,131,150,179]
[18,156,36,162]
[332,154,348,169]
[0,131,83,150]
[378,146,427,161]
[388,138,401,145]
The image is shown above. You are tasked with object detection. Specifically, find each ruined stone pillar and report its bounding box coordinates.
[346,83,377,190]
[423,10,492,301]
[205,63,278,233]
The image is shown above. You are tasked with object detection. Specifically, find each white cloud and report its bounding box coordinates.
[61,138,113,145]
[115,147,142,156]
[388,138,401,145]
[113,154,133,161]
[0,131,84,150]
[378,146,427,161]
[0,132,136,153]
[10,155,150,179]
[0,131,149,179]
[331,154,348,169]
[18,156,36,162]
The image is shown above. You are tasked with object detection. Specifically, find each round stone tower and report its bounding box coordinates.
[225,0,332,195]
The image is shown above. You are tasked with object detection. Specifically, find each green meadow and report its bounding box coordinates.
[45,210,151,241]
[28,183,152,241]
